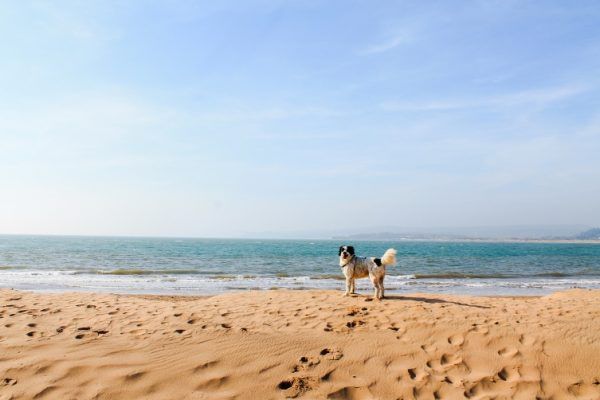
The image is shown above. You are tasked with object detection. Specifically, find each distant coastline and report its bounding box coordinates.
[332,227,600,243]
[331,236,600,244]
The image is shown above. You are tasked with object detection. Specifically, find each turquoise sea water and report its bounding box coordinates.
[1,235,599,295]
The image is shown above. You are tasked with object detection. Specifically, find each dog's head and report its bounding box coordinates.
[338,245,355,265]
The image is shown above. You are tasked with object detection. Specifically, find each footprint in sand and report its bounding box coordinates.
[277,376,316,397]
[292,356,320,372]
[440,353,462,366]
[464,376,503,399]
[346,320,365,329]
[519,334,535,346]
[497,366,520,382]
[2,378,17,386]
[448,334,464,345]
[421,343,437,353]
[346,306,369,317]
[471,324,489,335]
[320,348,343,360]
[567,379,600,397]
[293,348,344,373]
[407,368,429,382]
[498,347,519,358]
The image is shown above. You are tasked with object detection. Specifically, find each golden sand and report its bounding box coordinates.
[1,289,599,399]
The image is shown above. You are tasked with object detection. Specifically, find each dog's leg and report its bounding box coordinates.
[370,276,378,300]
[344,277,352,296]
[379,276,385,299]
[350,279,356,294]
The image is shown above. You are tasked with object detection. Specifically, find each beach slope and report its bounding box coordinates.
[1,289,599,399]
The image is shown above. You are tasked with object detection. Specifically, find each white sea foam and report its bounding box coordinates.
[1,269,599,296]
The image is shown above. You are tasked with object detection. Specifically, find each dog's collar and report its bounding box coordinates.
[340,255,355,268]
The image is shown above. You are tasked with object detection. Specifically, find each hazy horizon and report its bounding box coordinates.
[2,1,600,238]
[0,224,592,241]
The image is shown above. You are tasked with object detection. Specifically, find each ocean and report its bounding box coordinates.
[1,235,599,296]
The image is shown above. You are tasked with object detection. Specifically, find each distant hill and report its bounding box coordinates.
[331,232,469,241]
[575,228,600,240]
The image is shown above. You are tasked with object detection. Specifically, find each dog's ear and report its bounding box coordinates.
[347,246,355,255]
[338,246,344,256]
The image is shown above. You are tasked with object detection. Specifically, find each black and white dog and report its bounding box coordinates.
[338,245,397,299]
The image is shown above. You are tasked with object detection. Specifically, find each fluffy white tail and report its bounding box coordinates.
[381,248,397,266]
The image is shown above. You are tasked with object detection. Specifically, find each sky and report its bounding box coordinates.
[1,0,600,238]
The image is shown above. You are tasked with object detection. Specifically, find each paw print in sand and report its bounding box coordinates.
[279,348,344,397]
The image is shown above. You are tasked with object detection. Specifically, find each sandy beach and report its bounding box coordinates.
[1,289,599,400]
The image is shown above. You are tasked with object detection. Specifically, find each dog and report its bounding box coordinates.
[338,245,397,299]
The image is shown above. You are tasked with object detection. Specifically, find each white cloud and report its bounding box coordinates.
[361,34,412,55]
[380,84,589,112]
[190,105,343,124]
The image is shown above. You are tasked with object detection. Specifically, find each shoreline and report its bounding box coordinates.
[0,282,584,298]
[3,269,599,297]
[1,287,544,299]
[1,288,599,399]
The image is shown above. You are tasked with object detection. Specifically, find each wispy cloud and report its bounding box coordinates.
[191,106,343,124]
[380,84,589,112]
[360,32,413,55]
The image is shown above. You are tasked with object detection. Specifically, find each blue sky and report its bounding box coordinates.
[1,0,600,237]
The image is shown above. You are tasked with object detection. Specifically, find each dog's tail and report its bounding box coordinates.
[381,248,397,266]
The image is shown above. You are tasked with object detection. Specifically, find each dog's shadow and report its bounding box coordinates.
[375,295,490,309]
